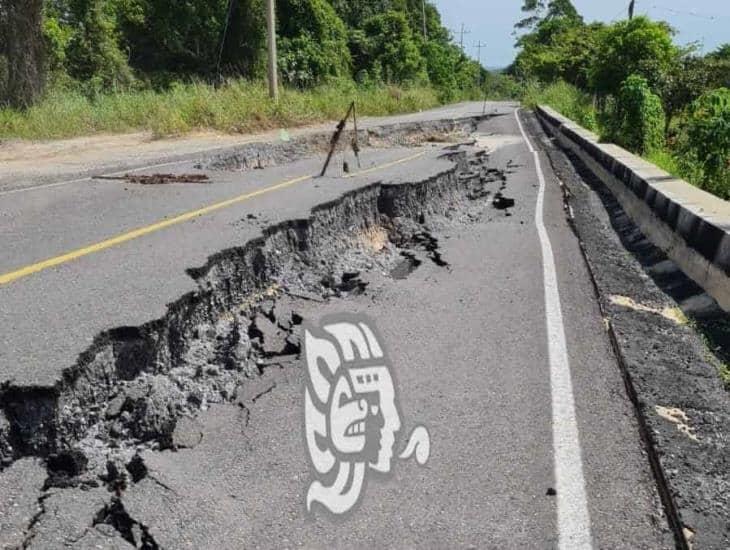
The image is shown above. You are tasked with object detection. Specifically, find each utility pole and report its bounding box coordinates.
[460,24,470,51]
[421,0,428,40]
[449,23,471,52]
[266,0,279,102]
[474,41,487,87]
[628,0,635,20]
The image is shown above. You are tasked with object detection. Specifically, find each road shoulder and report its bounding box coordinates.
[525,110,730,550]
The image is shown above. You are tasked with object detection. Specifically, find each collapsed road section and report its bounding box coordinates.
[0,134,512,547]
[1,147,495,471]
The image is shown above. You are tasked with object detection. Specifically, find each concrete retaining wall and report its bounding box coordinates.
[536,105,730,312]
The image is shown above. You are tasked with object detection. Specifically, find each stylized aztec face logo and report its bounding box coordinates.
[303,315,431,515]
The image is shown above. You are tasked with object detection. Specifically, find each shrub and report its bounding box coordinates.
[482,72,524,100]
[360,11,426,84]
[610,75,665,155]
[681,88,730,198]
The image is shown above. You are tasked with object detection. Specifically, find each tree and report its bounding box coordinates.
[277,0,351,87]
[589,16,677,99]
[65,0,135,92]
[1,0,45,108]
[330,0,391,28]
[116,0,232,75]
[220,0,267,78]
[359,11,426,84]
[515,0,582,33]
[708,43,730,61]
[510,1,597,88]
[705,44,730,90]
[512,22,602,88]
[659,52,714,134]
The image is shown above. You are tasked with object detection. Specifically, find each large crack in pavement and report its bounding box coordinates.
[201,117,488,173]
[0,135,512,545]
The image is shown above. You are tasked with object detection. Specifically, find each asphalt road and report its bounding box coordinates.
[0,102,672,548]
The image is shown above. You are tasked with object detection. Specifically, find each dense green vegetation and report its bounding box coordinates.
[0,0,488,138]
[511,0,730,199]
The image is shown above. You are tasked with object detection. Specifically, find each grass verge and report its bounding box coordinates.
[0,79,473,141]
[521,80,598,132]
[693,318,730,389]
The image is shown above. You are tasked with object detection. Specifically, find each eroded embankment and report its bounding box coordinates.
[0,144,500,500]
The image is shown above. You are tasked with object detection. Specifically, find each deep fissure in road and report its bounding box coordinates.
[0,137,509,540]
[201,117,487,173]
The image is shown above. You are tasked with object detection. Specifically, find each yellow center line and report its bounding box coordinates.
[0,151,426,287]
[343,151,425,178]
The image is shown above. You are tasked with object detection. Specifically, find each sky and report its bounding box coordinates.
[432,0,730,69]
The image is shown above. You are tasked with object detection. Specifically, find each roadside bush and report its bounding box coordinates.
[420,41,460,101]
[0,78,442,140]
[482,72,524,100]
[680,88,730,198]
[610,75,665,155]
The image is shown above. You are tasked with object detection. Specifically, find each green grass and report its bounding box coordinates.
[646,147,730,200]
[0,79,470,141]
[521,80,599,133]
[691,317,730,390]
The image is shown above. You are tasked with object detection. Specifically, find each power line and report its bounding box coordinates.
[449,24,471,51]
[650,4,730,21]
[474,41,487,86]
[608,2,631,22]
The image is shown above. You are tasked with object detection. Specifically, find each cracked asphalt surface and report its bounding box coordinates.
[0,102,686,548]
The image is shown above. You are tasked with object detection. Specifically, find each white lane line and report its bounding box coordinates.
[0,177,91,197]
[0,136,276,198]
[0,157,207,198]
[515,109,593,549]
